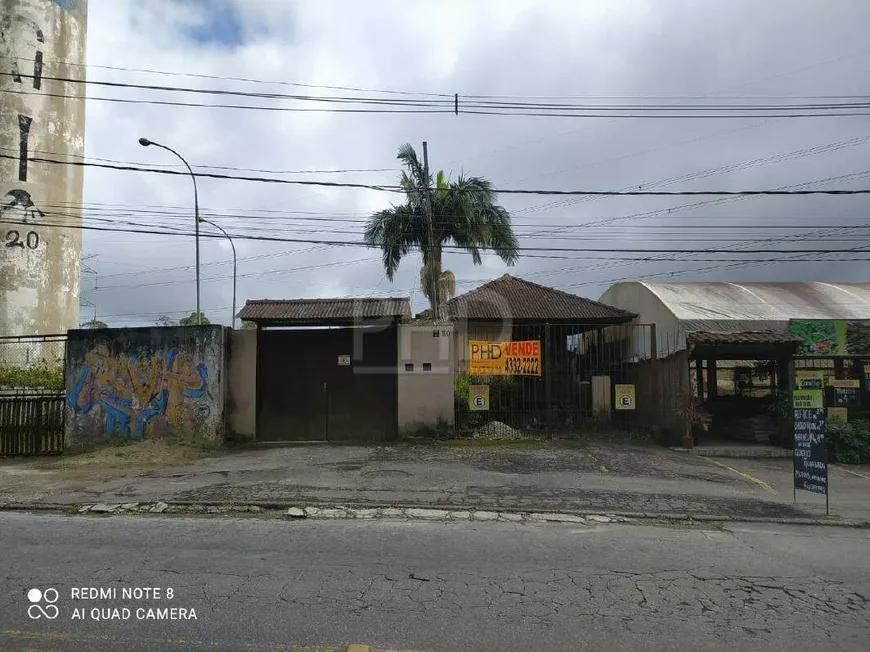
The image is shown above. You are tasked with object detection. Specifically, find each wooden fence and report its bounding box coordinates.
[0,392,65,456]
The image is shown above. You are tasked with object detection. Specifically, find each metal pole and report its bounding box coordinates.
[825,449,830,515]
[143,140,201,324]
[200,219,237,328]
[422,141,437,322]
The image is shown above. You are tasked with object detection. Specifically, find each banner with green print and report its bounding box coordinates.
[788,320,870,356]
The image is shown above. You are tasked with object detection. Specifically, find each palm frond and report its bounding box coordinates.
[364,205,424,280]
[366,144,519,315]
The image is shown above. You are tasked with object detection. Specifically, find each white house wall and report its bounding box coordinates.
[598,282,685,359]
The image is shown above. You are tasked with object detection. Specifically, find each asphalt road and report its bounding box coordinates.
[1,514,868,652]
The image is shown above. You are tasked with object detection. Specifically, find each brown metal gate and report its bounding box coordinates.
[256,326,398,441]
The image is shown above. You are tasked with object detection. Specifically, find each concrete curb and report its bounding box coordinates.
[1,500,867,528]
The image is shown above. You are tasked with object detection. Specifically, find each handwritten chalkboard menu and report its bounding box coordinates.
[793,389,828,496]
[834,387,859,406]
[828,379,860,407]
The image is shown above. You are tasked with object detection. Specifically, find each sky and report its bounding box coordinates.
[73,0,870,327]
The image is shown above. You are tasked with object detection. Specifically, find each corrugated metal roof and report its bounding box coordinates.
[444,274,636,321]
[688,331,804,345]
[238,297,411,323]
[641,282,870,321]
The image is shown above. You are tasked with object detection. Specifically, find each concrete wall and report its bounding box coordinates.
[398,324,454,434]
[65,326,228,448]
[227,328,256,439]
[1,0,88,337]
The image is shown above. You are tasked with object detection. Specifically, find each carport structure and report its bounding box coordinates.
[687,331,804,401]
[598,281,870,445]
[237,297,411,442]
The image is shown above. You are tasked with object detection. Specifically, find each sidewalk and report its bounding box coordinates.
[1,439,868,522]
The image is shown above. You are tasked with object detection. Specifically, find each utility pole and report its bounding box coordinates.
[422,141,437,322]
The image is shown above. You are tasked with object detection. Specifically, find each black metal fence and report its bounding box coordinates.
[0,334,66,455]
[454,323,681,437]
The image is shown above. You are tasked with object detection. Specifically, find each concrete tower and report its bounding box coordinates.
[0,0,87,337]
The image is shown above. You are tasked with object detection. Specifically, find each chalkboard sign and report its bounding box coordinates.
[793,390,828,496]
[834,387,859,406]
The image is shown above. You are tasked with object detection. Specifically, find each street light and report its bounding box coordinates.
[138,137,202,325]
[199,218,237,329]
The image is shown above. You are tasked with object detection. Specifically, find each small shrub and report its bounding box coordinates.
[0,364,64,390]
[827,419,870,464]
[454,372,472,403]
[763,389,792,421]
[673,391,711,426]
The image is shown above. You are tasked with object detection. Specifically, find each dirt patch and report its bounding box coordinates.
[37,439,220,472]
[0,441,224,501]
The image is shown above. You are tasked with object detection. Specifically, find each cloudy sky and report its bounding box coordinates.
[76,0,870,327]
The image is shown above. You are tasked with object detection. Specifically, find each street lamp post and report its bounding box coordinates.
[138,137,202,325]
[200,218,237,329]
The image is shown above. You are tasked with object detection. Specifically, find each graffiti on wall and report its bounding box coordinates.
[68,344,211,439]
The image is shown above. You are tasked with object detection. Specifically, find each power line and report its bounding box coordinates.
[11,52,869,102]
[0,55,454,98]
[5,86,870,119]
[6,153,870,196]
[12,71,870,112]
[8,214,870,256]
[28,197,870,228]
[0,145,394,176]
[0,153,401,191]
[63,212,870,243]
[524,133,870,215]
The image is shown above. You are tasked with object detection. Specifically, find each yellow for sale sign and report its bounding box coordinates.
[468,340,541,376]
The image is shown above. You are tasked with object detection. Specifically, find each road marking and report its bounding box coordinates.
[834,466,870,480]
[699,457,777,494]
[347,646,372,652]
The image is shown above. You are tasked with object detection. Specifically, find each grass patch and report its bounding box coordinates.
[37,438,221,472]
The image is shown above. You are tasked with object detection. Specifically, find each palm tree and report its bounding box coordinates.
[365,144,519,318]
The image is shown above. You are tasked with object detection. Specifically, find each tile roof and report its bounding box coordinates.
[238,297,411,323]
[687,331,804,346]
[441,274,636,322]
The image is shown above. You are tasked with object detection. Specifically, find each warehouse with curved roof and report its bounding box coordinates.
[599,282,870,359]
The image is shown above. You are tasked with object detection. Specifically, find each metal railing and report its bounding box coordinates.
[454,323,674,438]
[0,334,66,455]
